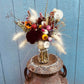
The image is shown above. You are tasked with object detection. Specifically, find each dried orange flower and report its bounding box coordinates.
[42,34,48,40]
[25,21,32,29]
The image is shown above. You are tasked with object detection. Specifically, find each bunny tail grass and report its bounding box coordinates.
[55,35,63,45]
[13,32,25,41]
[29,8,38,23]
[19,40,27,48]
[52,42,66,54]
[52,32,63,45]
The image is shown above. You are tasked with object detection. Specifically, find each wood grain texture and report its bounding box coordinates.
[57,0,79,84]
[75,0,84,84]
[12,0,36,83]
[35,0,56,15]
[0,0,22,84]
[0,53,5,84]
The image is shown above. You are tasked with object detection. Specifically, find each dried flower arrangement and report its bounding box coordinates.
[12,7,66,63]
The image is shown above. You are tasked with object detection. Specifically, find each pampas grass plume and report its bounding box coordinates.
[19,40,27,48]
[13,32,25,41]
[29,8,38,23]
[52,42,66,54]
[52,32,63,45]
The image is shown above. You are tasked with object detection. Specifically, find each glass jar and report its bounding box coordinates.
[38,48,49,64]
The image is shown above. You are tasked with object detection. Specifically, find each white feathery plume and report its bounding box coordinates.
[51,32,63,45]
[19,39,27,48]
[52,42,66,54]
[29,8,38,23]
[13,32,25,41]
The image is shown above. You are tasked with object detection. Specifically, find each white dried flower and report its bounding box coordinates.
[43,29,48,34]
[54,10,63,19]
[44,41,50,48]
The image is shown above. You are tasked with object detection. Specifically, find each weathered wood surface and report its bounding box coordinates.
[0,0,22,84]
[0,0,84,84]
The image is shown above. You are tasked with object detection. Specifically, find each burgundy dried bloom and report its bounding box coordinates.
[26,29,42,44]
[41,25,47,29]
[42,17,46,21]
[37,17,42,25]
